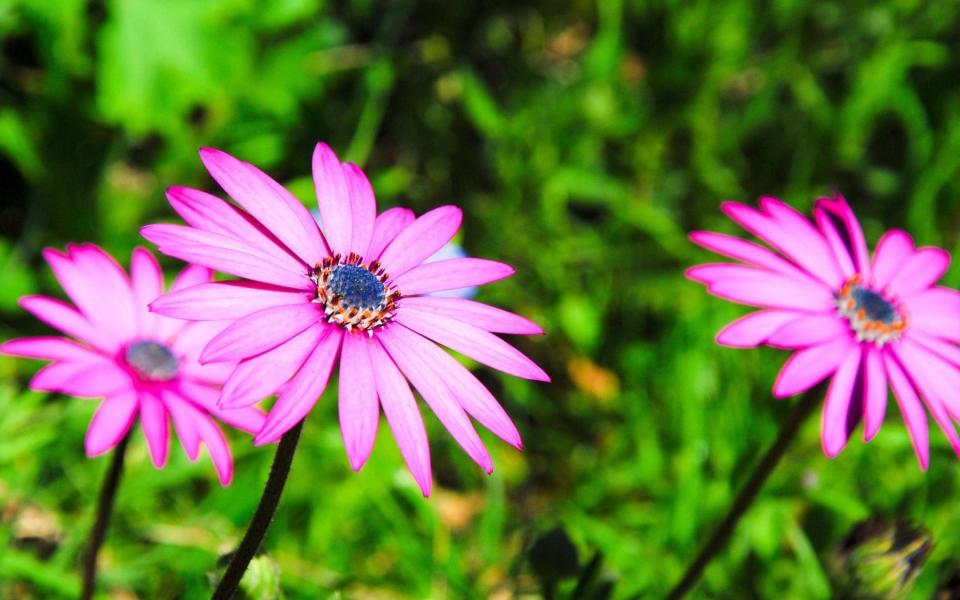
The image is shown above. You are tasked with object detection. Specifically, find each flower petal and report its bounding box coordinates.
[150,281,311,321]
[886,247,950,298]
[18,296,117,351]
[908,287,960,342]
[892,341,960,460]
[337,334,380,471]
[821,345,862,457]
[380,327,493,473]
[391,258,515,296]
[812,207,856,279]
[715,310,805,348]
[30,360,130,397]
[218,323,326,409]
[166,186,308,272]
[141,224,310,290]
[862,346,888,441]
[766,313,849,349]
[201,303,323,363]
[130,248,164,336]
[377,206,462,277]
[0,337,104,362]
[194,414,234,486]
[773,337,854,398]
[397,297,543,335]
[164,392,202,460]
[344,163,376,257]
[42,247,130,341]
[177,379,265,434]
[813,195,871,279]
[368,340,432,497]
[366,207,415,261]
[85,390,139,457]
[311,143,353,256]
[140,392,170,468]
[67,244,141,337]
[871,230,914,288]
[689,231,822,281]
[703,270,836,312]
[255,328,343,445]
[395,311,549,381]
[200,147,327,263]
[883,351,929,469]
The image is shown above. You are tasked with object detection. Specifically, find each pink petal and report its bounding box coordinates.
[150,281,310,321]
[218,323,326,409]
[714,310,805,348]
[862,346,888,441]
[170,264,214,292]
[130,248,163,335]
[397,297,543,335]
[67,244,141,337]
[882,352,929,469]
[18,296,117,352]
[689,231,822,280]
[366,207,415,260]
[377,206,462,278]
[391,258,515,296]
[30,360,131,398]
[194,414,234,485]
[870,230,914,288]
[142,224,310,290]
[0,337,104,362]
[892,341,960,460]
[773,337,854,398]
[337,334,380,471]
[311,143,353,256]
[42,247,130,342]
[908,287,960,342]
[379,327,493,473]
[343,163,377,257]
[703,270,836,312]
[255,328,343,445]
[85,390,139,456]
[176,380,265,434]
[766,313,849,349]
[388,326,522,449]
[722,200,843,288]
[886,247,950,298]
[368,340,432,497]
[164,392,202,459]
[911,331,960,368]
[139,392,170,468]
[812,207,856,279]
[167,186,308,272]
[395,311,550,381]
[200,303,323,363]
[820,345,862,457]
[200,147,327,263]
[813,195,871,279]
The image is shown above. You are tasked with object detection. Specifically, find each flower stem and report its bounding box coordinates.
[80,432,131,600]
[664,388,821,600]
[212,421,304,600]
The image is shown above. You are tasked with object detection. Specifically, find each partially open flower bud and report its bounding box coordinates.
[830,520,932,600]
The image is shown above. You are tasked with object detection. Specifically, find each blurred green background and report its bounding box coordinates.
[1,0,960,598]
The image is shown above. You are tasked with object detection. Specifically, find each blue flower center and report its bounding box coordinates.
[124,341,179,381]
[312,255,399,333]
[837,275,906,347]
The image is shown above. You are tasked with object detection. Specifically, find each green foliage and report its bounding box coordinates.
[1,0,959,598]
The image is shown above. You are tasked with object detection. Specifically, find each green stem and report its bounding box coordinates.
[80,432,131,600]
[664,388,821,600]
[212,421,303,600]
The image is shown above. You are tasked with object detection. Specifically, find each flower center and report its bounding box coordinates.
[312,253,399,334]
[124,340,179,381]
[837,275,907,347]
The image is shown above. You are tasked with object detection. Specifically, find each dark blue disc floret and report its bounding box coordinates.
[125,340,179,381]
[850,286,897,324]
[327,264,387,311]
[312,253,400,333]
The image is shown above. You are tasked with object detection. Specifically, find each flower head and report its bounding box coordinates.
[143,143,549,495]
[0,245,264,484]
[688,195,959,468]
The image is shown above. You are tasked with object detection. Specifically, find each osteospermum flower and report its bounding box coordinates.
[0,245,265,484]
[143,143,549,495]
[688,195,959,468]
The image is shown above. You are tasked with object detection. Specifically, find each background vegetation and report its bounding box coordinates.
[1,0,959,597]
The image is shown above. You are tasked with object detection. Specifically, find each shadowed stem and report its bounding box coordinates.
[81,432,131,600]
[212,421,304,600]
[664,388,821,600]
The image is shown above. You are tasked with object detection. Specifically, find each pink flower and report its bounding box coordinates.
[143,143,549,496]
[688,195,959,469]
[0,245,265,484]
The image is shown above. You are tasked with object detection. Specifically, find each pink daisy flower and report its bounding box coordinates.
[143,143,549,496]
[0,245,265,484]
[688,195,959,469]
